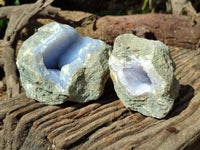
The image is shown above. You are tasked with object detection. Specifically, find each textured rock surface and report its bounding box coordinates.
[109,34,180,119]
[16,22,111,105]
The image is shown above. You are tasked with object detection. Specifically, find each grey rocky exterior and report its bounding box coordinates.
[109,34,180,119]
[17,22,111,105]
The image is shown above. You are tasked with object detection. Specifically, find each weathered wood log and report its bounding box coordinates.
[77,14,200,50]
[31,11,200,49]
[0,46,200,150]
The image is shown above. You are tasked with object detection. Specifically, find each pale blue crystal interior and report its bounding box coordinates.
[109,60,158,96]
[123,64,152,95]
[28,22,100,89]
[41,25,79,69]
[16,22,112,105]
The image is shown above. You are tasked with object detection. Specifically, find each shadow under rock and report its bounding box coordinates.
[165,84,194,119]
[0,67,5,80]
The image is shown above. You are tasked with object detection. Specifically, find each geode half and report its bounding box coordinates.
[17,22,111,105]
[109,34,180,119]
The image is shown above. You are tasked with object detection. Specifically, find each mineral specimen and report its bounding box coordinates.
[109,34,180,119]
[17,22,111,105]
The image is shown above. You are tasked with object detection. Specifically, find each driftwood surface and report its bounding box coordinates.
[0,46,200,150]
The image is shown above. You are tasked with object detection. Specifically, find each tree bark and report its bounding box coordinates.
[32,11,200,49]
[76,14,200,49]
[0,46,200,150]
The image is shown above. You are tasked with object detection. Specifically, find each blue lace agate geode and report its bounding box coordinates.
[17,22,111,105]
[109,34,180,119]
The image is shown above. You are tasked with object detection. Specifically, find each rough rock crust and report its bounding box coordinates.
[17,22,111,105]
[109,34,180,119]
